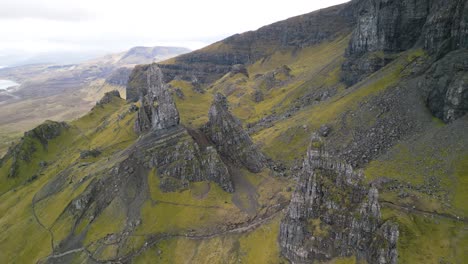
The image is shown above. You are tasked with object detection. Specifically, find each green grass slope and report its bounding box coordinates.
[0,27,467,264]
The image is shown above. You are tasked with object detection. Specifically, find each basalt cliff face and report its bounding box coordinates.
[343,0,468,122]
[125,3,356,89]
[279,135,398,264]
[2,0,468,263]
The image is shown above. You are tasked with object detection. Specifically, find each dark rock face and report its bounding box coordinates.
[146,65,180,130]
[341,52,393,86]
[342,0,431,85]
[348,0,431,55]
[422,0,468,53]
[134,101,152,134]
[421,49,468,122]
[132,64,180,133]
[279,135,398,263]
[126,64,151,102]
[343,0,468,86]
[204,93,265,173]
[136,127,234,192]
[0,121,68,177]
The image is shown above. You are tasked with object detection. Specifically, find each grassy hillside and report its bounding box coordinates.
[0,5,467,262]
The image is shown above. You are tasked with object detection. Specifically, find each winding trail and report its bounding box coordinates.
[39,201,288,263]
[381,200,467,223]
[32,193,56,255]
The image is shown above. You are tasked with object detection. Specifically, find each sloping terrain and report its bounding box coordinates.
[0,0,467,263]
[0,46,190,156]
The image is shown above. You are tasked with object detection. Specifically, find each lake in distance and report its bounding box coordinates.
[0,80,20,90]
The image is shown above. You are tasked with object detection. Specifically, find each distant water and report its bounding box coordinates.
[0,80,19,90]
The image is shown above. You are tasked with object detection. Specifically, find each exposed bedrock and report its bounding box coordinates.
[204,93,265,173]
[279,134,398,264]
[343,0,468,86]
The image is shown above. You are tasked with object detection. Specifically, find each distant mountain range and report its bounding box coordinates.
[0,45,190,154]
[0,0,467,263]
[0,46,191,67]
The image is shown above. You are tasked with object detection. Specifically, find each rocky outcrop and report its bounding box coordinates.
[134,102,152,134]
[420,49,468,122]
[135,127,234,192]
[0,121,68,177]
[422,0,468,53]
[146,65,180,130]
[256,65,293,90]
[132,64,180,133]
[127,64,271,192]
[229,64,249,78]
[341,52,393,86]
[343,0,468,86]
[95,90,121,106]
[126,64,151,102]
[342,0,431,85]
[279,134,398,263]
[348,0,431,55]
[204,93,264,173]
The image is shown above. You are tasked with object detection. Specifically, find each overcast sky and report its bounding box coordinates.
[0,0,348,64]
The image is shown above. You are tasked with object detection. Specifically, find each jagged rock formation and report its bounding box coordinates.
[279,134,398,263]
[341,0,468,122]
[133,64,180,133]
[0,121,68,177]
[420,49,468,122]
[146,64,180,130]
[134,127,234,192]
[204,93,265,173]
[127,66,270,192]
[422,0,468,53]
[348,0,431,55]
[343,0,468,85]
[126,64,148,102]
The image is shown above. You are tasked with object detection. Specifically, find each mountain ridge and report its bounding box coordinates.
[0,0,467,263]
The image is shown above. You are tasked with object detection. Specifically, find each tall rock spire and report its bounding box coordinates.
[134,64,180,133]
[205,93,264,172]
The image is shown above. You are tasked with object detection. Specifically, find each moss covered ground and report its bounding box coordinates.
[0,29,466,263]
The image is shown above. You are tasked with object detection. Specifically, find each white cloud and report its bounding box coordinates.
[0,0,93,21]
[0,0,349,63]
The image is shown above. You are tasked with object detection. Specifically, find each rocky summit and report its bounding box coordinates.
[0,0,467,263]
